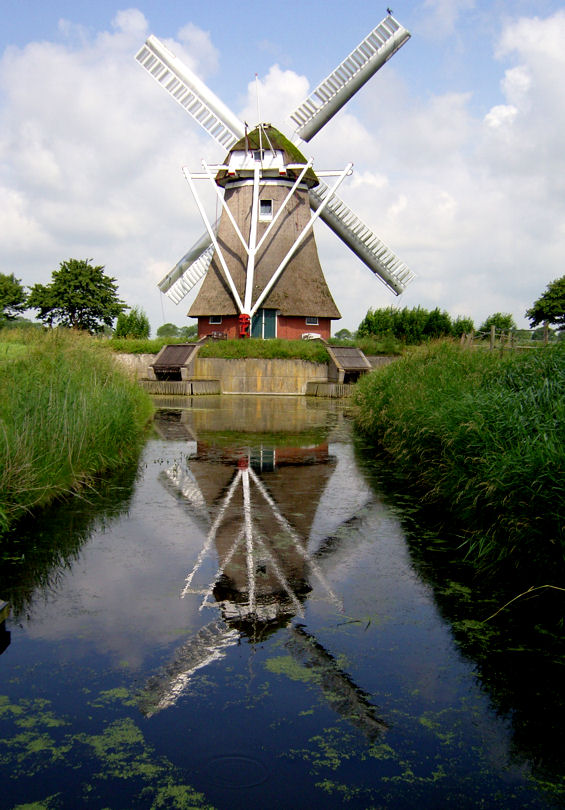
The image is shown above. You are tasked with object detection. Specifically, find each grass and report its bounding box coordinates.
[353,341,565,576]
[197,338,330,363]
[0,329,154,534]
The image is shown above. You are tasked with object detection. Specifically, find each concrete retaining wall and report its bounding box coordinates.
[192,357,328,394]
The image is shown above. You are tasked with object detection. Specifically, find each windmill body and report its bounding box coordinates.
[136,15,415,338]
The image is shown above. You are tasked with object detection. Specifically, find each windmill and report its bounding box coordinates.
[136,15,415,339]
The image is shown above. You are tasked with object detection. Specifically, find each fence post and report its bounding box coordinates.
[490,324,496,350]
[544,321,549,345]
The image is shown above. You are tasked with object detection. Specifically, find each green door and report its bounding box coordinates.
[251,309,277,339]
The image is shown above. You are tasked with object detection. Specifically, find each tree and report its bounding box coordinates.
[423,308,452,339]
[333,328,353,341]
[451,316,474,338]
[479,312,516,334]
[179,324,198,340]
[156,322,180,338]
[0,273,27,322]
[114,306,150,338]
[27,259,126,333]
[526,275,565,332]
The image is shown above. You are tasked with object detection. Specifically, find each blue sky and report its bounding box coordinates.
[1,0,564,332]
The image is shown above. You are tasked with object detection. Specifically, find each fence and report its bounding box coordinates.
[460,324,557,351]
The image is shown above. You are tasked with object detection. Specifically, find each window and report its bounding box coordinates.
[209,316,222,325]
[253,149,264,161]
[259,199,273,222]
[305,316,319,326]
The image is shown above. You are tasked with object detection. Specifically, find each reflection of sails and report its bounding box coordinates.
[139,409,384,737]
[138,620,238,718]
[287,625,387,740]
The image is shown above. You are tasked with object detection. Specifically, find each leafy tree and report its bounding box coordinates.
[479,312,517,334]
[179,324,198,340]
[27,259,126,333]
[333,328,353,341]
[423,308,452,338]
[526,275,565,332]
[451,315,474,338]
[0,272,27,322]
[357,307,395,337]
[156,322,180,338]
[114,306,150,338]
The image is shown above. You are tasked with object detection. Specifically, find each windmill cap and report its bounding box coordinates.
[216,125,319,187]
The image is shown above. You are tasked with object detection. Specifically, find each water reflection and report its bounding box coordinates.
[140,400,385,739]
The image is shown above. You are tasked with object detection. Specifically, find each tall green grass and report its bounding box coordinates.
[0,329,153,534]
[354,341,565,575]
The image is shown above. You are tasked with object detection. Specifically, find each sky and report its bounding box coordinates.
[1,0,564,334]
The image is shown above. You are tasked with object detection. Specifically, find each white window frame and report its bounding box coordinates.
[259,199,273,222]
[305,316,319,326]
[209,315,222,325]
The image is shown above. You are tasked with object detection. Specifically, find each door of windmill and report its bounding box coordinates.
[251,308,277,339]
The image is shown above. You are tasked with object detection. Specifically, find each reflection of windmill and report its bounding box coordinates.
[139,438,386,739]
[136,16,414,340]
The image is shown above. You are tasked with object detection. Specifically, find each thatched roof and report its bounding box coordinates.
[215,125,319,188]
[189,182,341,319]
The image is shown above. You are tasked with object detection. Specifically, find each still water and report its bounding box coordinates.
[0,396,563,809]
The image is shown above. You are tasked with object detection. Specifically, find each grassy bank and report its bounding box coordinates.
[353,341,565,575]
[0,329,154,534]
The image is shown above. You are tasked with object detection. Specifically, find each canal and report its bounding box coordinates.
[0,395,563,808]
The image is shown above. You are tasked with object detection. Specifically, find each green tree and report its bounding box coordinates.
[114,306,150,338]
[451,315,474,338]
[423,308,452,338]
[156,322,180,338]
[27,259,126,333]
[333,328,353,341]
[0,272,27,322]
[479,312,517,334]
[179,324,198,340]
[526,275,565,332]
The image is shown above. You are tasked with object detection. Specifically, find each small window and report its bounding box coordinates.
[253,149,264,161]
[259,199,273,222]
[305,316,319,326]
[209,316,222,325]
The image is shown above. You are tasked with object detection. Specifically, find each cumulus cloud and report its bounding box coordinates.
[0,7,564,333]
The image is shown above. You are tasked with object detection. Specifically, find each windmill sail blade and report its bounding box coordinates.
[310,181,415,295]
[136,35,245,150]
[290,16,410,143]
[158,227,217,304]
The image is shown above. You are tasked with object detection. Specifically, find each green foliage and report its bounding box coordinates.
[526,275,565,332]
[198,338,330,363]
[354,342,565,575]
[115,306,151,339]
[333,328,353,341]
[27,259,126,333]
[479,312,517,333]
[357,306,470,344]
[451,316,475,337]
[156,322,180,338]
[156,323,197,339]
[0,330,153,534]
[0,273,27,322]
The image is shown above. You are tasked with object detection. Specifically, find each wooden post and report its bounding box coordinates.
[490,324,495,351]
[544,320,549,345]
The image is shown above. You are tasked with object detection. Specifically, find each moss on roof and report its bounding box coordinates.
[216,125,318,187]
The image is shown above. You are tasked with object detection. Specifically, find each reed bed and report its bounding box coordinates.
[0,329,153,534]
[354,341,565,574]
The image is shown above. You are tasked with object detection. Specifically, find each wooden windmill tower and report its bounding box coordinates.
[136,15,415,339]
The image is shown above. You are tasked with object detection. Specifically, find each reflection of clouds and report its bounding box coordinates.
[22,440,213,669]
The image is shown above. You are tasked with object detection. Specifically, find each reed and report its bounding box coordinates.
[0,329,153,534]
[354,341,565,574]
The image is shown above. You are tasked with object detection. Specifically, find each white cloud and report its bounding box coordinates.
[1,7,564,334]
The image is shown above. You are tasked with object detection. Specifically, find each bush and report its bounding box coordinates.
[354,342,565,576]
[114,306,150,339]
